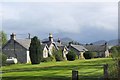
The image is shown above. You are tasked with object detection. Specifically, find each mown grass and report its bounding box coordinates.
[1,58,113,80]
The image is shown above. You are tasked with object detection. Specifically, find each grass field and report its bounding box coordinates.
[1,58,113,80]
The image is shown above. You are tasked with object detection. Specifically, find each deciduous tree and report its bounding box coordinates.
[0,31,7,46]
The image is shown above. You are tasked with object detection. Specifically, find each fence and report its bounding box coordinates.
[72,61,120,80]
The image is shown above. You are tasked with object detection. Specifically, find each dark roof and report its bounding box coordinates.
[70,44,88,52]
[83,44,107,52]
[42,41,59,50]
[52,42,59,50]
[55,42,64,47]
[41,44,49,50]
[42,40,52,47]
[58,46,68,51]
[42,41,49,44]
[2,39,31,50]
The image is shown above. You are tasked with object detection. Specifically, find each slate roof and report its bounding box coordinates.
[83,45,107,52]
[42,41,50,44]
[15,39,31,50]
[42,41,52,47]
[70,44,88,52]
[2,39,31,50]
[42,40,59,50]
[41,44,49,50]
[55,42,64,47]
[55,42,69,51]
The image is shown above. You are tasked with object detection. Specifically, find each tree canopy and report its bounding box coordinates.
[0,31,7,46]
[110,46,120,60]
[66,50,76,61]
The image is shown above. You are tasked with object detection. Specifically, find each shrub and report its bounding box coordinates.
[66,50,76,61]
[110,46,120,60]
[41,56,56,62]
[91,52,97,58]
[50,55,56,62]
[54,49,64,61]
[83,51,97,59]
[83,51,91,59]
[41,57,52,62]
[109,46,120,79]
[0,53,7,66]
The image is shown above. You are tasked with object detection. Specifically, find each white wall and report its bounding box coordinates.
[26,51,31,63]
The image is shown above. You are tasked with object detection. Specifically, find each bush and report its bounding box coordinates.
[110,46,120,60]
[41,57,52,62]
[109,46,120,79]
[91,52,97,58]
[41,56,56,62]
[83,51,91,59]
[0,53,7,66]
[83,51,97,59]
[66,50,76,61]
[54,50,64,61]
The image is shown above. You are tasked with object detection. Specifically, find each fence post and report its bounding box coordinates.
[72,70,78,80]
[118,60,120,80]
[104,64,109,80]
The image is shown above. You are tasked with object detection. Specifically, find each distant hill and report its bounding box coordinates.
[42,37,80,45]
[107,39,118,46]
[92,40,107,45]
[42,38,49,42]
[92,39,118,46]
[42,37,118,46]
[60,37,73,45]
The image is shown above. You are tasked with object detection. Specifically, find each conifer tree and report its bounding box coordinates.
[29,36,42,64]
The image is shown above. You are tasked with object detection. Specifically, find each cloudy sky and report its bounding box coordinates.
[1,2,118,43]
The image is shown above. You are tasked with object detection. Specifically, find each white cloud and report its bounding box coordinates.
[2,2,118,41]
[1,0,119,2]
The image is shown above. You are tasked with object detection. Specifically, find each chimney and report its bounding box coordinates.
[57,38,61,44]
[68,42,72,46]
[104,42,108,50]
[49,33,53,43]
[10,33,16,40]
[105,42,107,45]
[68,42,72,48]
[28,33,31,39]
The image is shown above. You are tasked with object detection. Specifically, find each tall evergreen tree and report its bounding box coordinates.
[29,36,42,64]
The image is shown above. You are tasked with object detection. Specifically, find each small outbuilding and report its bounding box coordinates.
[68,44,88,59]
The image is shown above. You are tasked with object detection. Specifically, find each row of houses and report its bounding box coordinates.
[2,33,110,63]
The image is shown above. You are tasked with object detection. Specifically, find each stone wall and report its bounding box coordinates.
[2,40,29,63]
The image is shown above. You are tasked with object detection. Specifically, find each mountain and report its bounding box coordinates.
[42,36,119,46]
[61,37,73,43]
[42,37,79,45]
[92,39,118,46]
[92,40,107,45]
[107,39,118,46]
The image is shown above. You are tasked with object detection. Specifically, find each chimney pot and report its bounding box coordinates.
[10,33,16,40]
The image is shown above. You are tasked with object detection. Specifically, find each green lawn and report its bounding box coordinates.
[1,58,113,80]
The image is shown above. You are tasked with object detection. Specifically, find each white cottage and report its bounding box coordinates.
[42,33,69,60]
[42,33,59,55]
[41,44,49,58]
